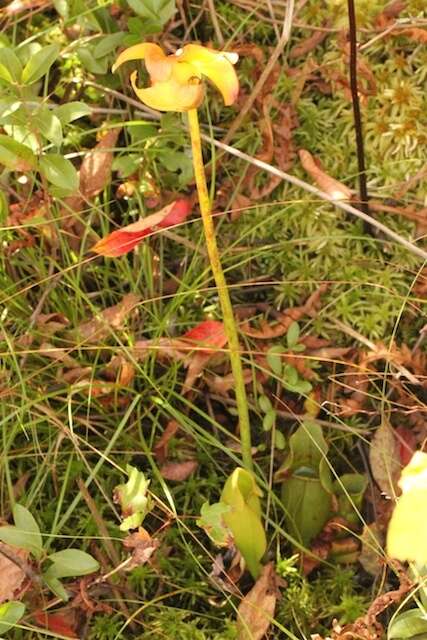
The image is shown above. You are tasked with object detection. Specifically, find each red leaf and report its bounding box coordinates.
[92,198,191,257]
[34,612,78,639]
[160,460,198,481]
[182,320,227,353]
[395,426,417,467]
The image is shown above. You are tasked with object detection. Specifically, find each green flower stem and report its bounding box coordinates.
[187,108,253,472]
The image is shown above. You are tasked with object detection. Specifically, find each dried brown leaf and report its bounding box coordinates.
[76,293,140,343]
[237,563,279,640]
[299,149,353,200]
[79,129,121,199]
[369,423,401,497]
[160,460,198,482]
[123,528,159,570]
[0,543,29,604]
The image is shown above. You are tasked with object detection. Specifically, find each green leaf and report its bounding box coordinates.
[77,47,109,75]
[34,107,63,146]
[12,504,43,559]
[43,575,69,602]
[197,502,231,546]
[56,101,91,124]
[93,32,125,59]
[0,602,25,635]
[0,99,21,120]
[388,610,427,639]
[39,154,79,193]
[274,430,286,450]
[286,321,300,349]
[45,549,99,579]
[126,0,176,27]
[258,394,272,414]
[0,48,22,84]
[334,473,368,525]
[53,0,69,17]
[266,346,284,376]
[22,44,60,85]
[281,475,332,546]
[0,133,36,170]
[262,409,276,432]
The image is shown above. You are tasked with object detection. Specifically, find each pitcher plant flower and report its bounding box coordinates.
[109,41,253,471]
[111,43,239,112]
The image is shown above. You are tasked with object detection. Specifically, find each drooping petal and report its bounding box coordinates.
[178,44,239,106]
[130,71,204,112]
[112,43,171,82]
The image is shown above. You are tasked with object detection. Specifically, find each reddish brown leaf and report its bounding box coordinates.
[33,611,78,639]
[0,543,29,604]
[160,460,198,481]
[92,199,191,257]
[394,426,416,466]
[79,129,120,199]
[237,563,279,640]
[299,149,353,200]
[153,420,180,463]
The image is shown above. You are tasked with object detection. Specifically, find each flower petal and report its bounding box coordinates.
[112,43,171,82]
[178,44,239,106]
[130,71,204,112]
[92,200,192,257]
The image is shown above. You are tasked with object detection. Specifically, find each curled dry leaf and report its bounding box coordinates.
[79,128,121,199]
[237,563,280,640]
[76,293,140,343]
[160,460,198,482]
[0,542,29,604]
[299,149,353,201]
[369,423,401,498]
[153,420,180,463]
[123,528,159,570]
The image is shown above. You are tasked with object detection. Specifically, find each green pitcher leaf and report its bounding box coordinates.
[281,475,332,546]
[221,468,266,579]
[197,502,231,546]
[114,465,152,532]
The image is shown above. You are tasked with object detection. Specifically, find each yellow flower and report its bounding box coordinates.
[112,42,239,112]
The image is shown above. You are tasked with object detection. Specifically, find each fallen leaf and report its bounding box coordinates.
[397,27,427,43]
[237,563,279,640]
[79,129,121,199]
[160,460,198,481]
[92,198,191,257]
[76,293,140,343]
[299,149,353,200]
[181,320,227,352]
[153,420,180,463]
[38,343,78,367]
[33,611,78,639]
[0,542,29,604]
[1,0,48,16]
[369,423,401,498]
[289,24,330,59]
[394,426,416,467]
[123,528,159,570]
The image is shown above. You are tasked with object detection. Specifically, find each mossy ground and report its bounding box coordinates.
[1,0,426,637]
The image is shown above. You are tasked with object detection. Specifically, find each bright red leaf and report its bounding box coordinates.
[34,611,78,639]
[181,320,227,353]
[92,198,191,257]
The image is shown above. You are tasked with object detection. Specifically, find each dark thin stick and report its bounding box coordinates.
[347,0,371,232]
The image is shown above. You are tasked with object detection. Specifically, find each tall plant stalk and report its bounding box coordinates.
[187,108,253,472]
